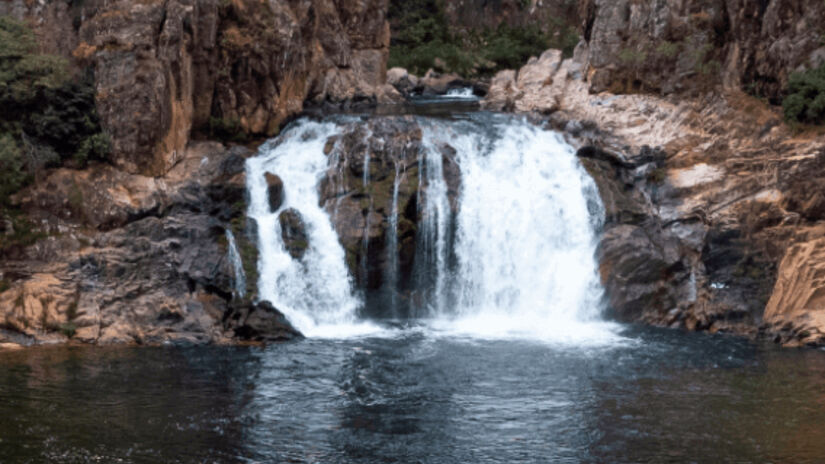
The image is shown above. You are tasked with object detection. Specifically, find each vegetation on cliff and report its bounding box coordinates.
[783,64,825,126]
[387,0,578,77]
[0,16,109,207]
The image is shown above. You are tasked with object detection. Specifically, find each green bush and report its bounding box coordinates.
[783,64,825,125]
[387,0,572,76]
[0,134,25,206]
[0,16,109,171]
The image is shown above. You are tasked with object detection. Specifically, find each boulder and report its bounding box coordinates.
[265,172,284,212]
[387,67,419,96]
[279,209,309,260]
[232,300,302,342]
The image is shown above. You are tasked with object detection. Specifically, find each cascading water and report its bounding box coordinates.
[246,120,378,337]
[224,229,246,300]
[246,113,621,343]
[416,115,618,342]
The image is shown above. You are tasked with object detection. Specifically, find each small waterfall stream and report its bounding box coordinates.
[246,113,620,342]
[225,229,246,300]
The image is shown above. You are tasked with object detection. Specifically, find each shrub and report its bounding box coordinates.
[618,48,647,65]
[0,134,25,206]
[655,41,680,59]
[387,0,572,76]
[0,15,109,177]
[783,64,825,125]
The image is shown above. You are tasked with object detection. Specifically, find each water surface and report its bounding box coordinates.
[2,327,825,463]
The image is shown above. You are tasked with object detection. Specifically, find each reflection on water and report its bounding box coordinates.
[2,327,825,463]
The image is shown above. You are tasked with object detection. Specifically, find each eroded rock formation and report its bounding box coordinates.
[1,0,399,176]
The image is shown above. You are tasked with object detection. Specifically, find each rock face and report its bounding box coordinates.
[0,142,300,346]
[0,0,395,176]
[278,209,309,260]
[580,0,825,98]
[319,117,424,291]
[763,231,825,347]
[484,44,825,345]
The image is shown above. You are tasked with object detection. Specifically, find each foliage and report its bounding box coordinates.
[0,15,110,202]
[387,0,576,76]
[0,209,47,256]
[58,322,77,338]
[618,48,647,65]
[655,41,680,59]
[782,63,825,125]
[0,134,25,206]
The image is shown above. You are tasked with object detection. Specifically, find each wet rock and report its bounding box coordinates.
[265,173,284,212]
[318,117,425,288]
[279,209,309,260]
[231,300,302,342]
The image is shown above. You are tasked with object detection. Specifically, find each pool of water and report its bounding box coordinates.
[3,325,825,463]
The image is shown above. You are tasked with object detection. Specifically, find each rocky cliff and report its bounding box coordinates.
[1,0,398,176]
[580,0,825,98]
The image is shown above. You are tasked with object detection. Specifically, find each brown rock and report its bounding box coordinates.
[3,0,392,176]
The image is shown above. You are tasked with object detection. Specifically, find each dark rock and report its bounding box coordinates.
[279,209,309,260]
[232,300,302,342]
[265,172,284,212]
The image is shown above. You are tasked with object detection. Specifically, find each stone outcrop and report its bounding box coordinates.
[1,0,397,176]
[0,142,300,346]
[319,117,424,290]
[763,230,825,347]
[279,209,309,260]
[484,44,825,344]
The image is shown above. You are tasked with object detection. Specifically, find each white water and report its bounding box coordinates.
[224,229,246,300]
[246,120,381,338]
[247,115,623,344]
[443,88,478,99]
[417,117,621,344]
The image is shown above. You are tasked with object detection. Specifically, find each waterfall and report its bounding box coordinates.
[416,115,618,342]
[246,120,379,337]
[245,114,621,343]
[414,134,453,316]
[225,229,246,300]
[385,160,403,316]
